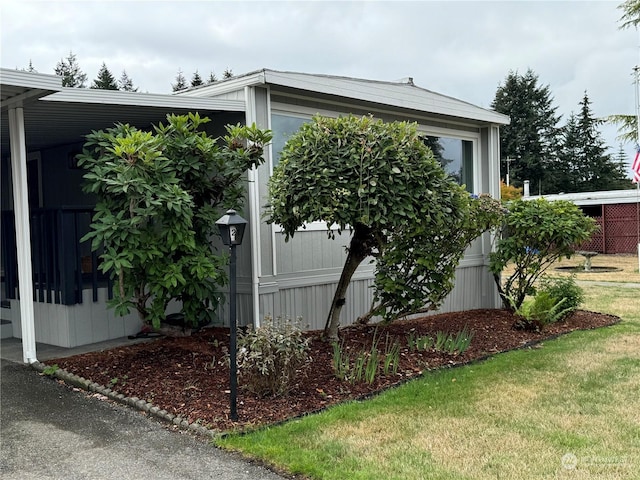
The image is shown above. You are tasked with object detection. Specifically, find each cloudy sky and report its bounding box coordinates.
[1,0,638,166]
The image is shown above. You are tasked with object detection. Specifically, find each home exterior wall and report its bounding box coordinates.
[238,85,502,330]
[10,288,140,348]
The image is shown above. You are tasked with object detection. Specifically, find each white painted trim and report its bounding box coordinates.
[8,106,38,364]
[245,86,262,328]
[266,87,280,278]
[43,88,245,111]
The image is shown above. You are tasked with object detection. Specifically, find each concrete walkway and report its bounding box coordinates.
[0,358,287,480]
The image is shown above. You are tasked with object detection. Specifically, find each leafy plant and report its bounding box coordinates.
[382,339,400,376]
[267,114,504,340]
[331,330,400,384]
[514,292,573,331]
[79,114,271,329]
[331,341,351,381]
[110,375,128,386]
[236,316,310,397]
[538,275,583,318]
[433,326,474,355]
[42,364,59,376]
[489,198,597,311]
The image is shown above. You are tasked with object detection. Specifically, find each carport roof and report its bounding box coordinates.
[0,68,246,157]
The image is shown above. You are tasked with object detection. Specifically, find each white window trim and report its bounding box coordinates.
[416,125,481,195]
[268,106,483,239]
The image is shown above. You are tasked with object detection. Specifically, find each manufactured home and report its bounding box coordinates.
[1,67,509,363]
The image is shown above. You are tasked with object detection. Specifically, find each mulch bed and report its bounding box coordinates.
[50,309,619,432]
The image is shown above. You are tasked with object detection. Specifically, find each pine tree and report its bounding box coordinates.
[172,69,187,92]
[118,70,138,92]
[91,62,119,90]
[54,51,87,88]
[559,93,633,192]
[207,71,218,84]
[223,68,233,79]
[26,60,37,72]
[491,69,561,194]
[190,70,204,87]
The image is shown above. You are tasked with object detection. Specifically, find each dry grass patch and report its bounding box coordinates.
[503,253,640,283]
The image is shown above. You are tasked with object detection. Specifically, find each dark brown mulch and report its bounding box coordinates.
[50,309,619,432]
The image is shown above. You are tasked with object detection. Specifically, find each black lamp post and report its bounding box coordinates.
[215,209,247,422]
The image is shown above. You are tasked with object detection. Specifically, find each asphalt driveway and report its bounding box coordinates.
[0,359,287,480]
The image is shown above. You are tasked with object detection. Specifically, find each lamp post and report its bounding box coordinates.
[215,209,247,422]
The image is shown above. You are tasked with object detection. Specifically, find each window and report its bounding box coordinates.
[270,113,308,168]
[422,136,474,193]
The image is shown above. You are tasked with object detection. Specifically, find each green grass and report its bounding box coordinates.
[216,284,640,479]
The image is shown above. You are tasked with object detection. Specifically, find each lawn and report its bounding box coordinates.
[216,282,640,479]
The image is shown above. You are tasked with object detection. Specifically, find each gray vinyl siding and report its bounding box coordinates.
[259,277,375,331]
[211,83,502,330]
[275,229,352,273]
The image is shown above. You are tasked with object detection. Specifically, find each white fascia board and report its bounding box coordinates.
[262,70,510,125]
[0,68,62,91]
[528,189,640,206]
[176,70,267,98]
[1,69,62,109]
[42,88,246,111]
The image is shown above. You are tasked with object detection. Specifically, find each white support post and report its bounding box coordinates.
[8,106,38,364]
[244,86,262,328]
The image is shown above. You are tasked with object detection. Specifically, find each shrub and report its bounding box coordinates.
[514,292,573,331]
[538,275,583,317]
[236,316,310,397]
[489,198,597,311]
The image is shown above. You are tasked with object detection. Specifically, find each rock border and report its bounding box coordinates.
[30,361,220,439]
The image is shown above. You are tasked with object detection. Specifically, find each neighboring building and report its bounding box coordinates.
[528,189,640,254]
[1,67,509,363]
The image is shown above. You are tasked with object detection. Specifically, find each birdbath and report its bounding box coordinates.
[576,251,598,272]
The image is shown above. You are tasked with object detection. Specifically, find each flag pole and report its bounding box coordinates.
[636,63,640,273]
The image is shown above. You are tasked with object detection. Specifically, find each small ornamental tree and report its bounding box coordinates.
[267,115,503,340]
[489,198,597,311]
[78,113,271,329]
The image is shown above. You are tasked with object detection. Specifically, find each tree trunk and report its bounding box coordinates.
[323,224,374,341]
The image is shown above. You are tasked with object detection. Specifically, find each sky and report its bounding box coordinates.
[1,0,638,172]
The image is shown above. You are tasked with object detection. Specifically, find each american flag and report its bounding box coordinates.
[633,145,640,183]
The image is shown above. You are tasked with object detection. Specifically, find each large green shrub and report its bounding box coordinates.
[489,198,597,311]
[79,113,271,328]
[267,115,504,340]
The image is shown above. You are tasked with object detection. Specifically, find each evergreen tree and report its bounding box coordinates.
[223,68,233,79]
[190,70,204,87]
[25,60,37,72]
[91,62,119,90]
[118,70,138,92]
[558,93,633,192]
[491,69,561,194]
[618,0,640,29]
[207,71,218,84]
[555,113,583,193]
[54,51,87,88]
[172,69,187,92]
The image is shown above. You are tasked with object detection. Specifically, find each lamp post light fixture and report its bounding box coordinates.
[215,209,248,422]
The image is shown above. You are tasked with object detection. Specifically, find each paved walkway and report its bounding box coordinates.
[0,358,286,480]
